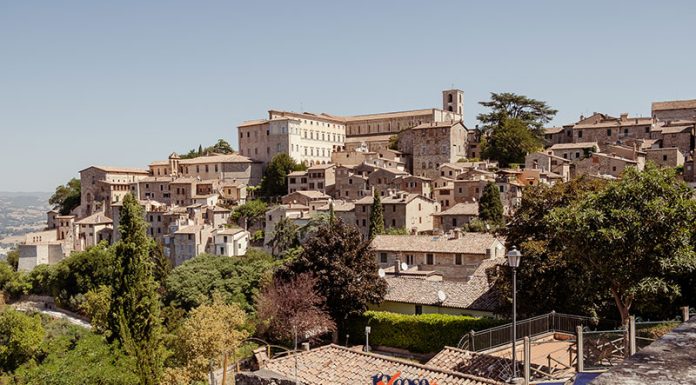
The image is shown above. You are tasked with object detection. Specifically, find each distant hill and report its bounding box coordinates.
[0,192,53,257]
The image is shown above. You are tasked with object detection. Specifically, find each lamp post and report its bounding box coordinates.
[507,246,522,382]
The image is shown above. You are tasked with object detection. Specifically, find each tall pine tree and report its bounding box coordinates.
[368,190,385,239]
[478,181,504,225]
[108,194,164,385]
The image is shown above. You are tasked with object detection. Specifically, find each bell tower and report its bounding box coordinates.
[442,89,464,116]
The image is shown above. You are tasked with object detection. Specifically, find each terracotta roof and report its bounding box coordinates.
[175,225,203,234]
[543,126,565,134]
[434,203,479,216]
[652,99,696,112]
[574,117,653,129]
[179,154,252,164]
[355,192,431,206]
[371,233,501,255]
[549,142,599,150]
[287,170,307,177]
[214,227,245,236]
[285,190,331,199]
[263,344,503,385]
[658,125,692,134]
[237,119,270,127]
[76,213,113,225]
[316,200,355,212]
[427,346,549,383]
[80,166,150,174]
[149,160,169,166]
[382,259,504,311]
[345,108,437,122]
[592,152,638,164]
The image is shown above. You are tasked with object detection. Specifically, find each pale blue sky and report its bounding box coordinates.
[2,1,696,191]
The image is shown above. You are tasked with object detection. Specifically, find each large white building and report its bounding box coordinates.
[237,90,464,166]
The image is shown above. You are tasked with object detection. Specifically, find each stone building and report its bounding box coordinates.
[78,166,149,217]
[371,231,505,281]
[286,163,336,194]
[238,111,346,166]
[17,230,68,271]
[653,121,694,156]
[354,192,439,238]
[398,121,469,179]
[433,202,479,233]
[548,142,599,161]
[571,113,654,147]
[281,190,331,208]
[573,152,642,178]
[237,90,462,167]
[652,99,696,122]
[645,147,684,168]
[525,151,571,182]
[209,228,249,257]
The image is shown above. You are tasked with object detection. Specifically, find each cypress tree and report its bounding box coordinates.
[478,181,504,225]
[368,190,385,239]
[108,193,163,385]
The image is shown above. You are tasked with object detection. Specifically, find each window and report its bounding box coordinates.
[455,254,462,265]
[607,129,612,136]
[578,130,583,138]
[426,253,434,265]
[380,253,387,263]
[575,152,580,159]
[406,255,414,265]
[391,219,396,226]
[415,305,422,315]
[362,219,366,226]
[452,218,458,227]
[663,155,668,161]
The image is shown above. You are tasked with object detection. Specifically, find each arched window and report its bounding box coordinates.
[448,94,453,103]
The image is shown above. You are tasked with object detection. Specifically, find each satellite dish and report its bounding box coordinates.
[437,290,447,303]
[378,268,385,278]
[401,262,408,271]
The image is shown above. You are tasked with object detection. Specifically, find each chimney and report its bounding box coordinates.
[302,342,310,351]
[452,228,462,239]
[620,113,628,121]
[394,259,401,276]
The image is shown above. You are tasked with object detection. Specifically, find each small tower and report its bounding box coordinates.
[442,89,464,116]
[168,152,181,176]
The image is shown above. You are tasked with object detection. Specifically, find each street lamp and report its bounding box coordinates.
[507,246,522,382]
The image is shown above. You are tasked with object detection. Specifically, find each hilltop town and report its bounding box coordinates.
[5,90,696,385]
[16,90,696,274]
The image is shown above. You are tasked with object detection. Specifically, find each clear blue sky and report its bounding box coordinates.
[2,0,696,191]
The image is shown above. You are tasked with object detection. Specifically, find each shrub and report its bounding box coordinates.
[347,311,503,353]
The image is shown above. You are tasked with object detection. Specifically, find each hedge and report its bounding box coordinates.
[347,311,504,353]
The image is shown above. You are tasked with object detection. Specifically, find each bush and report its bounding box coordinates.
[347,311,503,353]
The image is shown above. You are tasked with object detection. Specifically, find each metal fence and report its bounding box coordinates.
[457,311,592,351]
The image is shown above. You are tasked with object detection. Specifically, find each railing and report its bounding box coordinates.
[457,311,592,352]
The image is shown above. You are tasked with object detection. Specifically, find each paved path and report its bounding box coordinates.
[11,301,92,329]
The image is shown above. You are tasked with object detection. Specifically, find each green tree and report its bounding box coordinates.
[368,190,385,239]
[5,249,19,271]
[0,309,45,372]
[503,177,608,318]
[230,199,268,229]
[49,178,81,215]
[210,138,235,154]
[266,216,301,258]
[480,117,543,166]
[478,182,504,225]
[277,218,387,335]
[164,252,276,311]
[80,285,112,335]
[13,327,138,385]
[548,164,696,326]
[384,227,409,235]
[477,92,558,137]
[259,153,306,197]
[164,294,249,384]
[108,194,163,385]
